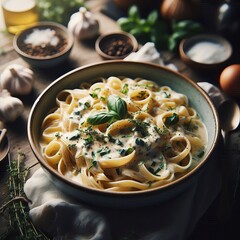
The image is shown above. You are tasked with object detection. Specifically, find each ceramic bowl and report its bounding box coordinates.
[179,34,232,72]
[28,61,220,208]
[0,129,10,164]
[95,32,138,60]
[13,22,74,68]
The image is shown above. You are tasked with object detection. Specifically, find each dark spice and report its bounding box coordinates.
[101,37,133,57]
[21,32,68,57]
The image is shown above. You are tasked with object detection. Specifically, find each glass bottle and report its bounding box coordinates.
[217,0,240,48]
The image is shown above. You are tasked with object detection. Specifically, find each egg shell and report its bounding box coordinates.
[219,64,240,98]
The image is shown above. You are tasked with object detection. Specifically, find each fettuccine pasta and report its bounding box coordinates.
[40,76,208,192]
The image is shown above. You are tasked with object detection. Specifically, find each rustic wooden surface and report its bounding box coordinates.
[0,0,240,239]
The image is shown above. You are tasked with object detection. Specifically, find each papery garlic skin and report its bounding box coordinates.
[0,89,24,122]
[68,7,99,41]
[0,64,34,95]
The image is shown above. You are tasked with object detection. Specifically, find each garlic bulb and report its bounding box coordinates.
[160,0,197,21]
[0,64,34,95]
[68,7,99,40]
[0,89,24,122]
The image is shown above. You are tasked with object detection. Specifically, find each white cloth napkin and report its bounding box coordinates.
[24,81,228,240]
[24,155,221,240]
[124,42,178,71]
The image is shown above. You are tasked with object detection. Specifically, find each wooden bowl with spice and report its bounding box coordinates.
[179,34,232,72]
[13,22,74,68]
[95,32,138,60]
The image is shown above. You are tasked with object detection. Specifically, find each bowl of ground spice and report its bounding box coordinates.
[95,32,138,60]
[13,22,74,68]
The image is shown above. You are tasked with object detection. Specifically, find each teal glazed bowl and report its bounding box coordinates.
[28,61,220,208]
[13,22,74,68]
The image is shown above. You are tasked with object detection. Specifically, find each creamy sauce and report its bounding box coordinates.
[40,77,208,191]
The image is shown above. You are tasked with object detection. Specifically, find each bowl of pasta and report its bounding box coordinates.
[28,61,220,208]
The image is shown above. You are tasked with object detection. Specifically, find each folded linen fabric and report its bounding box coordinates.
[124,42,178,71]
[24,151,221,240]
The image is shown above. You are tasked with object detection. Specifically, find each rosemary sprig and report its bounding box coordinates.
[0,152,50,239]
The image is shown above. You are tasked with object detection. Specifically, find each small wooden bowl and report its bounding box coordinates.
[13,22,74,68]
[179,34,232,72]
[95,32,138,60]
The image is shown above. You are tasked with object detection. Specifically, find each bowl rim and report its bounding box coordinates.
[179,34,232,66]
[27,60,220,197]
[13,21,74,61]
[0,130,10,163]
[95,31,138,60]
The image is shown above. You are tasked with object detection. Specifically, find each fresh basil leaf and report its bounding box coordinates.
[147,10,158,25]
[107,95,127,119]
[172,20,202,32]
[87,112,114,125]
[128,5,140,20]
[117,18,136,32]
[168,30,187,51]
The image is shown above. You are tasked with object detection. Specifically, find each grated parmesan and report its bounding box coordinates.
[24,28,60,47]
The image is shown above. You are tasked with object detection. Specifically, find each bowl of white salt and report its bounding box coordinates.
[179,34,232,72]
[13,22,74,68]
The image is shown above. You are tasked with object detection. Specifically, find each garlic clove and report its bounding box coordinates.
[0,64,34,95]
[68,7,100,41]
[0,89,24,122]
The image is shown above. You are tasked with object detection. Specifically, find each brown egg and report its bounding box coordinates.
[220,64,240,98]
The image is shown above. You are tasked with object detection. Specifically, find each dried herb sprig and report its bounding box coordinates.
[0,153,49,239]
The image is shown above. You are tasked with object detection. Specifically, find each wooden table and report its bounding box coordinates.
[0,1,240,239]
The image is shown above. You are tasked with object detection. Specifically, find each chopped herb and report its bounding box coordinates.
[74,110,81,115]
[115,139,123,146]
[162,91,171,98]
[151,161,157,167]
[89,160,97,169]
[148,167,155,174]
[154,126,160,134]
[84,135,94,147]
[68,144,76,150]
[108,134,116,143]
[84,102,91,109]
[135,138,145,146]
[119,147,134,156]
[148,181,154,187]
[165,113,179,126]
[69,133,80,140]
[121,83,129,94]
[55,132,61,138]
[99,147,111,156]
[131,119,150,137]
[136,90,148,100]
[90,92,98,99]
[184,120,198,131]
[197,150,205,158]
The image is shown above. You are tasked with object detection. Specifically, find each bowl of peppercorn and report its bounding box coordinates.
[95,32,138,60]
[13,22,74,68]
